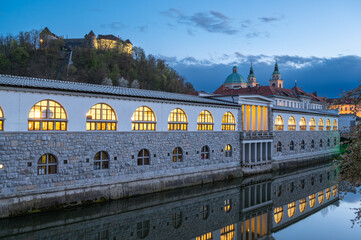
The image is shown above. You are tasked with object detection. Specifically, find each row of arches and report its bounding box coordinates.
[274,186,338,224]
[276,138,338,152]
[275,115,337,131]
[0,100,237,131]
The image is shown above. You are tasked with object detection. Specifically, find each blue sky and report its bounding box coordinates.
[1,0,361,97]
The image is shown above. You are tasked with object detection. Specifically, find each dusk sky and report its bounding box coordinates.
[1,0,361,97]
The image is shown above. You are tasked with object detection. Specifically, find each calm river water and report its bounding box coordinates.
[1,163,360,240]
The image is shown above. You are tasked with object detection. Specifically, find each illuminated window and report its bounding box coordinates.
[196,232,212,240]
[318,191,324,204]
[197,110,214,131]
[299,198,306,213]
[319,118,324,130]
[225,144,232,157]
[172,147,183,162]
[220,224,234,240]
[326,119,331,130]
[309,118,316,131]
[333,119,338,130]
[222,112,236,131]
[275,115,284,130]
[288,202,296,218]
[300,117,307,130]
[276,141,282,152]
[201,205,209,220]
[94,151,109,170]
[326,188,331,200]
[0,105,4,131]
[137,220,149,239]
[138,149,150,165]
[132,106,156,131]
[333,185,338,196]
[28,100,67,131]
[319,139,323,148]
[301,140,305,150]
[309,194,316,208]
[311,140,315,148]
[37,154,57,175]
[288,116,296,130]
[290,141,295,151]
[201,146,210,159]
[168,108,188,131]
[224,199,231,212]
[172,212,182,229]
[86,103,117,131]
[274,207,283,224]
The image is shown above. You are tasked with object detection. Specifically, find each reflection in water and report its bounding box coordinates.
[0,163,342,240]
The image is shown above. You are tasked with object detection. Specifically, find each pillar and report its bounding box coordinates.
[244,105,247,131]
[261,106,264,131]
[250,105,253,131]
[260,142,263,162]
[255,106,258,131]
[242,144,246,164]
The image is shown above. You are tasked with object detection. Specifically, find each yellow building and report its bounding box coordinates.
[84,30,133,54]
[328,99,361,117]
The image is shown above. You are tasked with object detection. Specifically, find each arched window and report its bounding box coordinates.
[138,149,150,165]
[137,221,149,239]
[326,188,331,200]
[0,105,4,131]
[290,141,295,151]
[301,140,305,150]
[197,110,214,131]
[37,153,57,175]
[277,141,282,152]
[319,139,323,148]
[172,212,182,229]
[300,117,307,130]
[132,106,156,131]
[333,119,338,130]
[309,118,316,131]
[333,185,338,196]
[222,112,236,131]
[288,202,296,218]
[196,233,212,240]
[318,191,324,204]
[201,146,210,159]
[225,144,232,157]
[94,151,109,170]
[274,207,283,224]
[275,115,284,130]
[309,194,316,208]
[172,147,183,162]
[326,119,331,130]
[28,100,67,131]
[224,199,231,212]
[220,224,234,240]
[319,118,324,130]
[299,198,306,213]
[288,116,296,130]
[86,103,117,131]
[168,108,188,131]
[311,140,315,148]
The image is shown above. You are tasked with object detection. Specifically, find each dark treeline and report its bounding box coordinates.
[0,29,195,93]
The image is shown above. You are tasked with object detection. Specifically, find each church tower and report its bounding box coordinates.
[269,60,283,88]
[247,63,258,87]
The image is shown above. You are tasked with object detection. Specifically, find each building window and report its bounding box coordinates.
[274,206,283,224]
[318,191,324,204]
[224,199,231,212]
[220,224,234,240]
[326,188,331,200]
[288,202,296,218]
[326,119,331,130]
[290,141,295,151]
[0,105,4,131]
[201,205,209,220]
[319,118,324,130]
[225,144,232,157]
[132,106,156,131]
[288,116,296,130]
[172,212,182,229]
[37,154,57,175]
[311,140,315,148]
[299,198,306,213]
[138,149,150,165]
[319,139,323,148]
[172,147,183,162]
[222,111,236,131]
[28,100,67,131]
[94,151,109,170]
[333,119,338,130]
[86,103,117,131]
[333,185,338,196]
[168,108,188,131]
[136,221,149,239]
[309,118,316,130]
[301,140,305,150]
[196,232,212,240]
[197,110,214,131]
[299,117,307,130]
[334,137,337,146]
[201,145,210,159]
[309,194,316,208]
[327,139,330,146]
[275,115,284,130]
[276,141,282,152]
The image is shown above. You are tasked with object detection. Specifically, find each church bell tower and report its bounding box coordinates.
[269,60,283,88]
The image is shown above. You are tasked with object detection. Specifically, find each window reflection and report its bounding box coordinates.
[326,188,331,200]
[318,191,324,204]
[274,206,283,224]
[288,202,296,218]
[309,194,316,208]
[220,224,234,240]
[299,198,306,213]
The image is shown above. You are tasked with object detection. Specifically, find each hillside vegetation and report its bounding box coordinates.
[0,30,195,93]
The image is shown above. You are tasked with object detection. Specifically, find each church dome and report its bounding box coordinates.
[224,66,246,84]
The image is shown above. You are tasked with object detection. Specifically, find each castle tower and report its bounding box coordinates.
[247,63,258,87]
[84,30,97,48]
[269,60,283,88]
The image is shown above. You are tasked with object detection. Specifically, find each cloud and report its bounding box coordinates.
[259,15,284,23]
[138,25,148,32]
[187,29,195,36]
[101,22,126,30]
[246,31,269,39]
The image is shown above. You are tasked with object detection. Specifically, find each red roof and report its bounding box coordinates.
[213,85,325,102]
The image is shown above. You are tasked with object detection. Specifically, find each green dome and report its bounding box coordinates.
[224,66,246,84]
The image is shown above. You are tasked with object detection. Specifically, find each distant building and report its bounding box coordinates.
[328,98,361,133]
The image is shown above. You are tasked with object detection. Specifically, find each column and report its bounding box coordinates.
[249,143,252,163]
[242,144,246,164]
[265,142,268,161]
[255,106,258,131]
[261,106,264,131]
[254,143,257,163]
[243,105,247,131]
[260,142,263,162]
[250,105,253,131]
[265,107,268,131]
